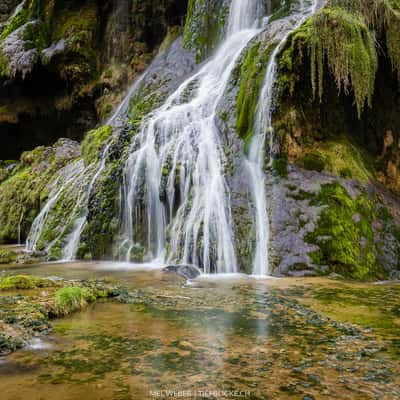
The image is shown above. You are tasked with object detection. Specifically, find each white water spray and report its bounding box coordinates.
[119,0,264,273]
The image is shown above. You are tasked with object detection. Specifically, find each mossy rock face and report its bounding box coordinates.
[278,6,378,117]
[274,1,400,194]
[82,158,122,260]
[183,0,229,62]
[0,139,80,244]
[302,152,326,172]
[234,38,276,145]
[305,182,397,280]
[0,0,189,160]
[81,125,113,166]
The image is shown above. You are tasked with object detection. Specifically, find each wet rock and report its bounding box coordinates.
[1,21,40,78]
[0,332,24,356]
[287,270,317,277]
[328,272,344,280]
[163,264,201,280]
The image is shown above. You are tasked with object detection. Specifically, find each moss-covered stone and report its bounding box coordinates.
[272,157,288,177]
[0,275,55,290]
[0,0,40,41]
[183,0,229,62]
[302,152,327,172]
[305,182,386,280]
[0,249,17,264]
[81,125,113,166]
[279,6,378,117]
[0,139,80,244]
[234,39,276,143]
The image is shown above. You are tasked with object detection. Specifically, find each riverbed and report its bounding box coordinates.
[0,262,399,399]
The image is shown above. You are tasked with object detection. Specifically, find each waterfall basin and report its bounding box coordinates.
[0,261,399,399]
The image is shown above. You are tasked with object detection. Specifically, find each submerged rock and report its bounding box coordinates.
[163,264,202,280]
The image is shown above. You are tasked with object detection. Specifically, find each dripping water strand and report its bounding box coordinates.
[249,0,321,276]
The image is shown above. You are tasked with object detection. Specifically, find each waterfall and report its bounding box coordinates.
[25,0,323,272]
[25,160,85,252]
[227,0,264,35]
[118,0,264,273]
[249,0,321,276]
[25,75,144,259]
[60,74,146,260]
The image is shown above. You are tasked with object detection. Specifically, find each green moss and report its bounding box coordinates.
[339,167,353,179]
[0,143,79,244]
[329,0,400,79]
[302,152,326,172]
[0,0,44,40]
[0,249,17,264]
[51,5,97,43]
[273,158,288,177]
[159,26,183,53]
[306,138,374,182]
[278,7,378,117]
[128,80,166,132]
[0,275,54,290]
[0,4,29,40]
[53,287,96,316]
[236,40,276,142]
[306,182,384,280]
[22,19,49,51]
[81,125,112,165]
[0,50,9,77]
[183,0,229,62]
[269,0,296,22]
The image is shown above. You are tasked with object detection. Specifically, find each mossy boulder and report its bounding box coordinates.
[305,182,390,280]
[0,138,80,244]
[0,249,17,264]
[0,275,55,290]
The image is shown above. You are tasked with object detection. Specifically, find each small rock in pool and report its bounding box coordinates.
[163,265,201,280]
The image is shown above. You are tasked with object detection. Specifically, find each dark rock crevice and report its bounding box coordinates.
[0,0,189,160]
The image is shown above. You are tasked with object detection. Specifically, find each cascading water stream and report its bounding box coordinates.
[60,75,146,261]
[25,75,145,260]
[118,0,264,273]
[25,160,85,252]
[248,0,321,276]
[26,0,322,272]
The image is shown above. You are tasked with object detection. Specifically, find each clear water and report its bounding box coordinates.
[0,262,399,399]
